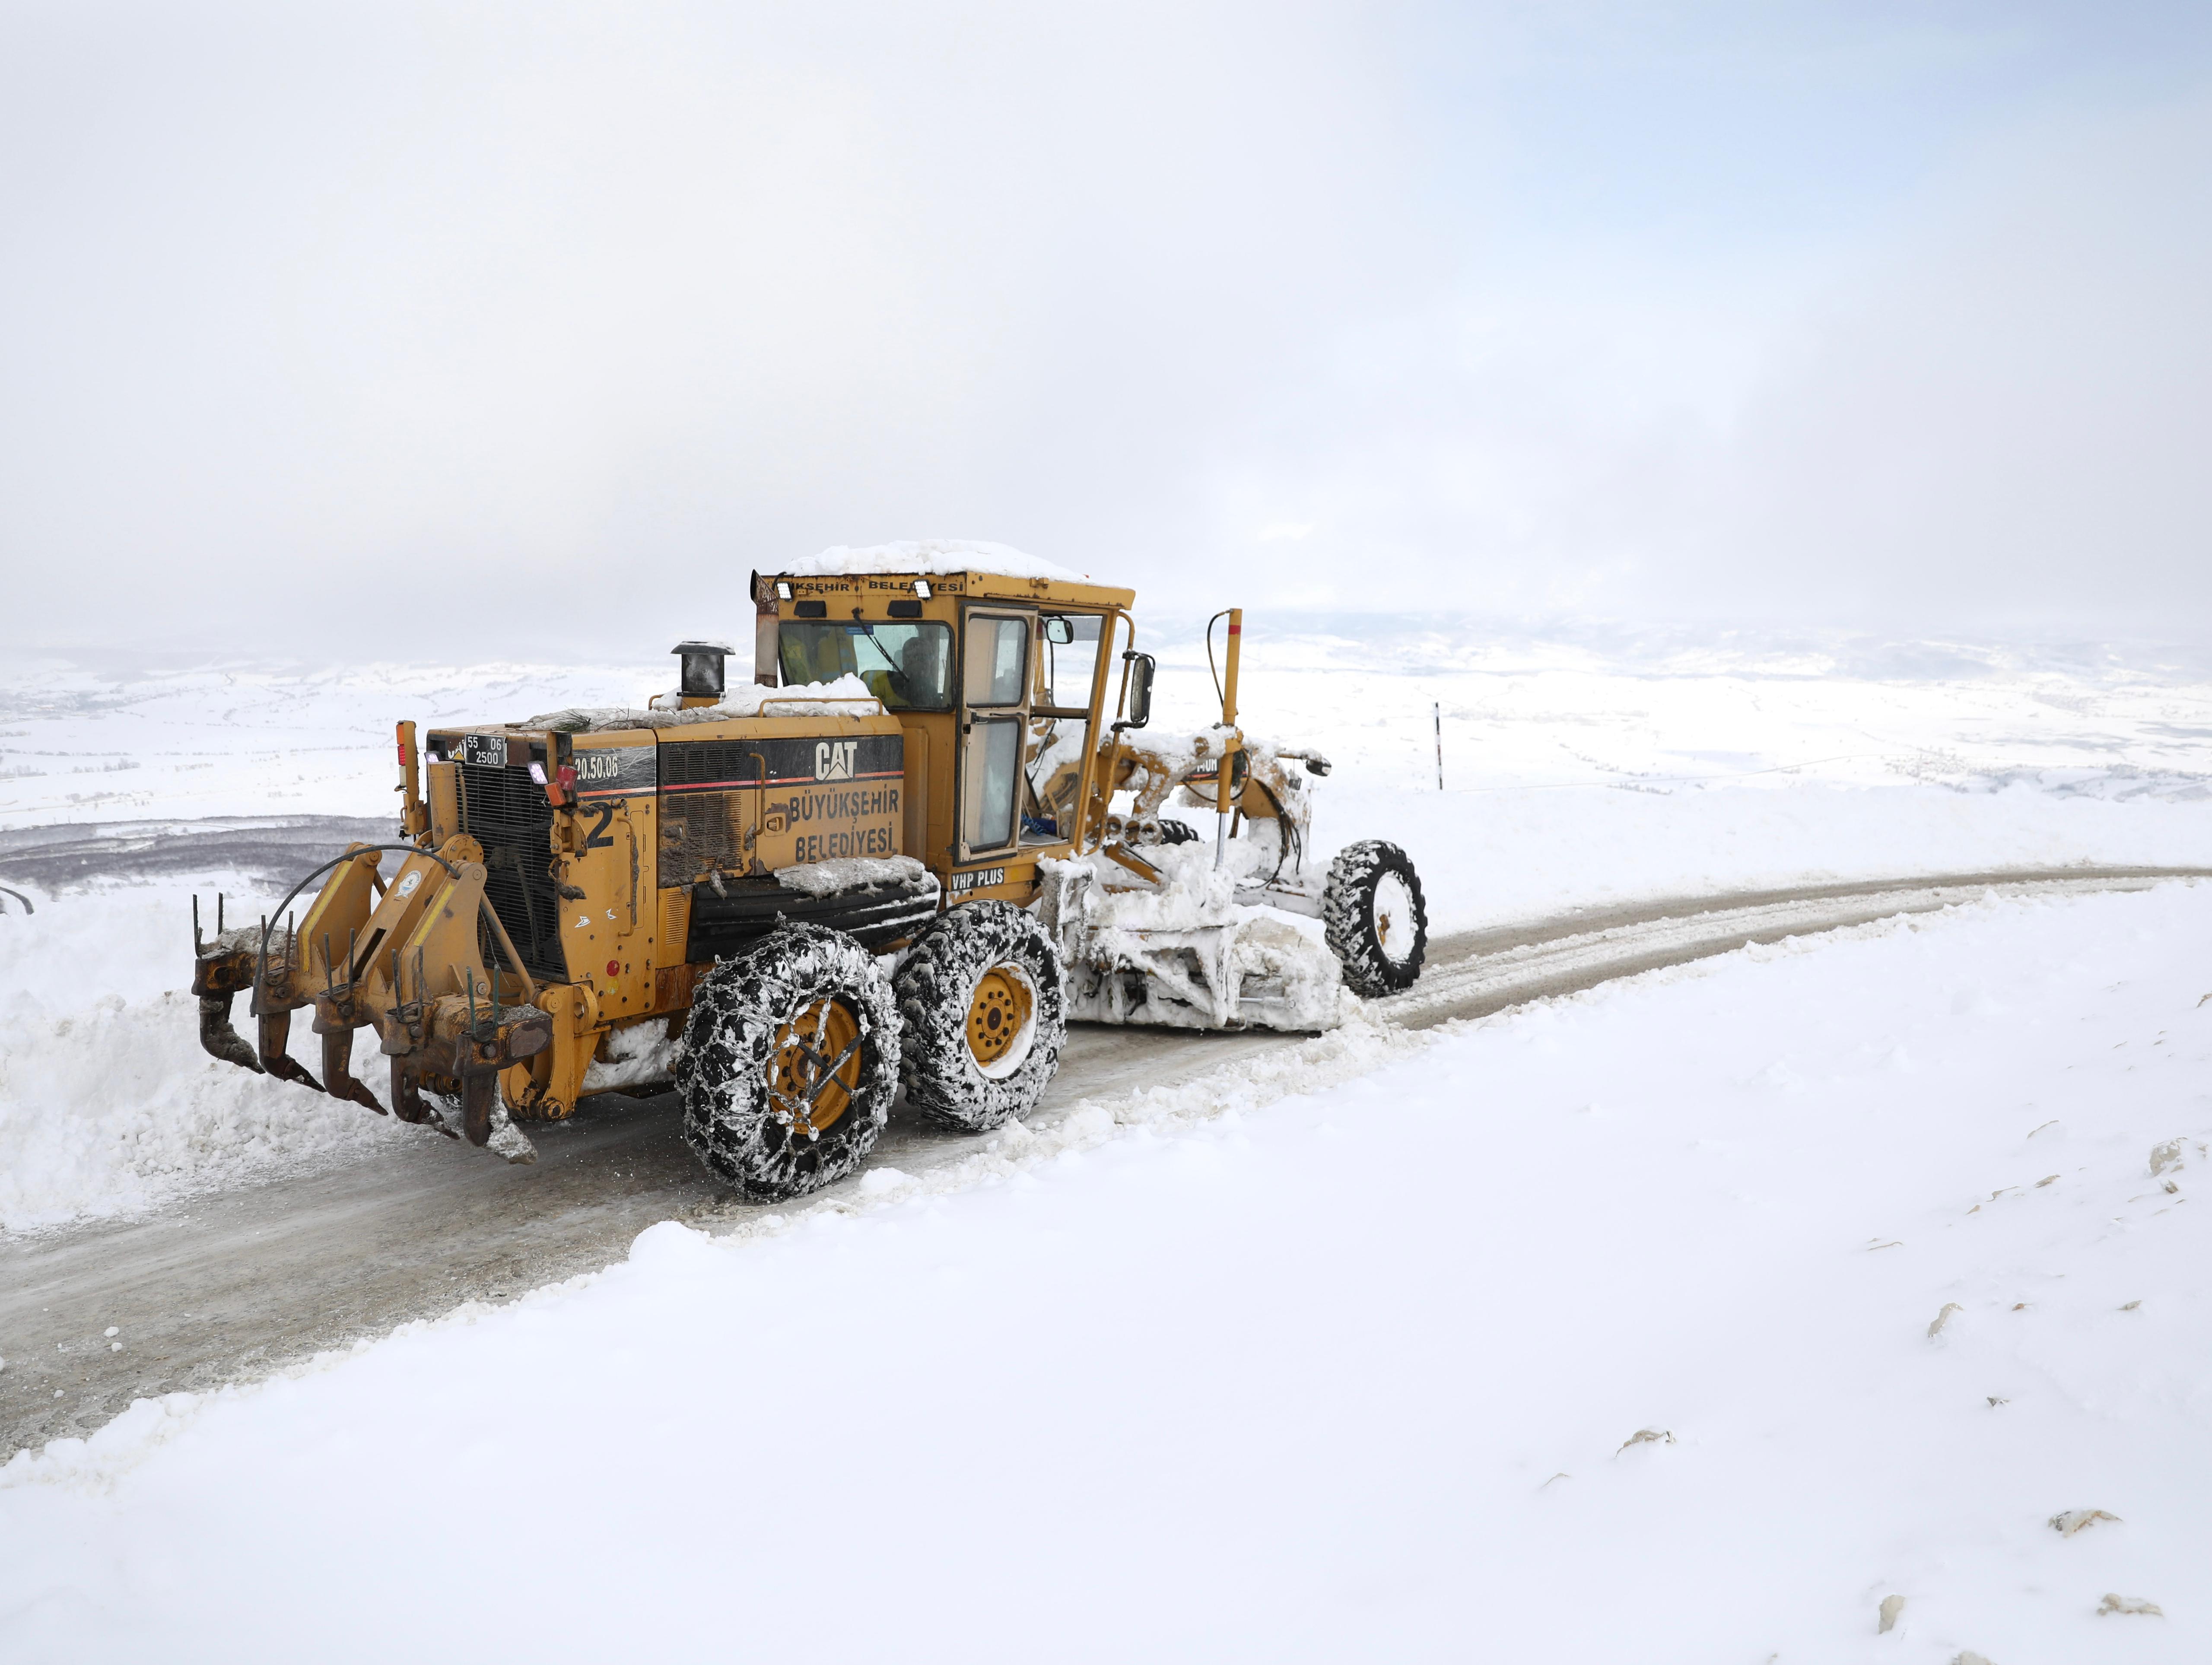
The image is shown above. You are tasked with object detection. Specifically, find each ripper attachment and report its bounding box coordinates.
[191,836,552,1161]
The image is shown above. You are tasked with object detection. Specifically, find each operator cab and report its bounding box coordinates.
[752,561,1137,904]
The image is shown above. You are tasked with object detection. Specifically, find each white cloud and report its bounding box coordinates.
[2,2,2209,651]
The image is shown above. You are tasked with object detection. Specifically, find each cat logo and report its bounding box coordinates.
[814,740,858,781]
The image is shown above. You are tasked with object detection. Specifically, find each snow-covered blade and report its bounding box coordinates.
[1035,845,1355,1032]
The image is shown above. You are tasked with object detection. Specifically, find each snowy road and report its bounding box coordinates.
[3,858,2206,1452]
[0,816,392,896]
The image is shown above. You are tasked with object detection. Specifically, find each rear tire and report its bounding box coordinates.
[894,900,1067,1133]
[677,922,899,1200]
[1322,839,1427,996]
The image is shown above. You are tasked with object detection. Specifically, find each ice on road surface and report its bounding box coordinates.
[4,882,2207,1663]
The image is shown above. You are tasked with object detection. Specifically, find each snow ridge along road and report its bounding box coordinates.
[3,863,2206,1452]
[1381,866,2211,1027]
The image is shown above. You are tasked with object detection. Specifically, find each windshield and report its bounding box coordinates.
[779,622,954,712]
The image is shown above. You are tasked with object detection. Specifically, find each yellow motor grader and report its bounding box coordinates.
[191,550,1427,1197]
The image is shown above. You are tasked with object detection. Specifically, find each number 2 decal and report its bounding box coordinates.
[582,803,617,849]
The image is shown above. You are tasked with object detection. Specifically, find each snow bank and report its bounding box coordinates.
[1322,779,2212,934]
[775,539,1086,581]
[3,884,2208,1662]
[0,658,653,831]
[0,880,429,1232]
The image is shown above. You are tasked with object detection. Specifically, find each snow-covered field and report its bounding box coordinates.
[3,627,2212,1659]
[4,883,2207,1662]
[9,621,2212,830]
[0,876,441,1232]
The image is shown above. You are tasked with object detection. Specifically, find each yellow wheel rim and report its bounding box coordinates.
[766,997,861,1136]
[966,966,1033,1070]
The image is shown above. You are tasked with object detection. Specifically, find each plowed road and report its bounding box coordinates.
[3,818,2204,1452]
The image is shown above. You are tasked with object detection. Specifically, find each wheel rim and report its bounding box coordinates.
[965,964,1037,1080]
[765,996,862,1137]
[1371,872,1417,965]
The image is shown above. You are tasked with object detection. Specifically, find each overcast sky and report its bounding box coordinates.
[4,1,2209,657]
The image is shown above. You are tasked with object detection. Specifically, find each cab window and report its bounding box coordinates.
[963,616,1029,707]
[1037,613,1103,713]
[778,622,953,712]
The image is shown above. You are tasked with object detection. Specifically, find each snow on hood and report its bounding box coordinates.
[776,540,1086,581]
[773,855,936,897]
[525,676,880,734]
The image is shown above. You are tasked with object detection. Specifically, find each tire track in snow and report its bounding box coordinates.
[1382,867,2212,1029]
[3,858,2207,1452]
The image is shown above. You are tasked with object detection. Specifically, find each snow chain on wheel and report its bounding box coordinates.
[893,899,1067,1133]
[677,922,899,1200]
[1322,839,1428,996]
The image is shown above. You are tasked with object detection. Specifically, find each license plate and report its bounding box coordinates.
[461,734,509,768]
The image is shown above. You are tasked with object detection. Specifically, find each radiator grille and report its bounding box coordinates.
[454,762,569,985]
[661,741,764,788]
[658,743,763,886]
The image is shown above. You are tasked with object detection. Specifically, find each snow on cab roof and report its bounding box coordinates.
[777,539,1086,581]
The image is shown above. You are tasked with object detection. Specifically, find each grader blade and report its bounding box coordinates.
[256,1008,324,1092]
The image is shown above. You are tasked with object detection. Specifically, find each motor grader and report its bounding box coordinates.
[190,548,1428,1198]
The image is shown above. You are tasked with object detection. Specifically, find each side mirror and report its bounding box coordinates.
[1043,615,1075,646]
[1122,652,1155,730]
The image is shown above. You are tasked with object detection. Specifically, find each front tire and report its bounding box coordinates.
[678,923,899,1200]
[894,900,1067,1132]
[1322,839,1428,996]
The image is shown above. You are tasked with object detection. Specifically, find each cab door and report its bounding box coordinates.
[957,607,1034,861]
